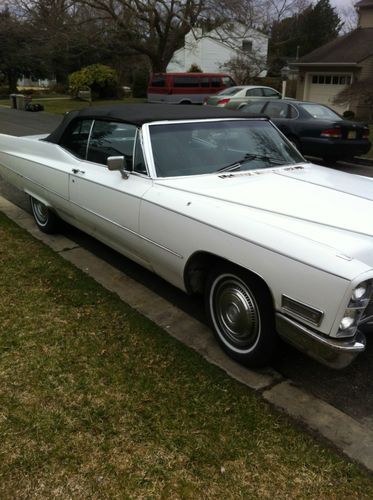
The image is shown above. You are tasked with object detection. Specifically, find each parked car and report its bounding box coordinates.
[0,104,372,369]
[147,72,236,104]
[240,99,371,161]
[204,85,281,109]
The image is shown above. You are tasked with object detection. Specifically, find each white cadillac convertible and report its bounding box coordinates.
[0,104,372,369]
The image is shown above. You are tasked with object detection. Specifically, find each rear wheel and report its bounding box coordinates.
[205,264,277,367]
[30,196,60,234]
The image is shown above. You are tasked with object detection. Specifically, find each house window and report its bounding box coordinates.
[242,40,253,52]
[311,74,352,85]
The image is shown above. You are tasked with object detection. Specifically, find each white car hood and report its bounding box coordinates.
[156,163,373,266]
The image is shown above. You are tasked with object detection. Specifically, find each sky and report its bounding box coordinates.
[331,0,355,10]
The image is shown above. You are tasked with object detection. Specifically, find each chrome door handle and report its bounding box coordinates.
[72,168,85,174]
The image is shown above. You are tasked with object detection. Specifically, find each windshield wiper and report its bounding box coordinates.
[217,153,285,172]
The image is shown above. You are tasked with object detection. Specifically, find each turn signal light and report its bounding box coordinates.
[320,127,342,139]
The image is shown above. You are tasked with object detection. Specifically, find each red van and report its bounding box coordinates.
[147,72,236,104]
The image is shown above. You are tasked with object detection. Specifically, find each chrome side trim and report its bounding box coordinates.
[276,313,366,369]
[68,200,184,259]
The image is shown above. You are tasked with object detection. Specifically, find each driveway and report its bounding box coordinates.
[1,108,373,432]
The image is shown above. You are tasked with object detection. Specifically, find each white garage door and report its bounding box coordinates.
[307,74,352,114]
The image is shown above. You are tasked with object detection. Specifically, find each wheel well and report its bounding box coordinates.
[184,251,273,301]
[179,100,192,105]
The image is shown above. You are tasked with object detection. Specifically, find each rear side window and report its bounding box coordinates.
[150,76,166,87]
[262,88,280,97]
[201,77,210,88]
[87,121,137,166]
[174,76,200,87]
[246,88,263,96]
[264,102,289,118]
[60,119,93,159]
[241,102,266,113]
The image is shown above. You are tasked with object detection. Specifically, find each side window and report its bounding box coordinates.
[262,88,280,97]
[59,119,93,159]
[210,77,221,87]
[246,88,262,97]
[201,77,210,88]
[133,134,148,175]
[173,77,200,87]
[264,102,289,118]
[242,102,266,113]
[87,121,137,167]
[150,76,166,87]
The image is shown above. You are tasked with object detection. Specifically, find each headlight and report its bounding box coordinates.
[337,280,373,338]
[352,283,368,301]
[339,309,358,330]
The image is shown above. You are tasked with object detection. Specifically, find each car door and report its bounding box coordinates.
[63,118,153,266]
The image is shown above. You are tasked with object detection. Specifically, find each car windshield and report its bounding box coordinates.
[217,87,244,96]
[149,120,304,177]
[300,104,341,120]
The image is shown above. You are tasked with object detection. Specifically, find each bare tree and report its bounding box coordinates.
[334,79,373,120]
[339,0,358,34]
[73,0,211,72]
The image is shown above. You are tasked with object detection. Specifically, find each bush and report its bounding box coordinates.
[343,110,355,120]
[0,86,13,99]
[188,64,203,72]
[68,64,119,100]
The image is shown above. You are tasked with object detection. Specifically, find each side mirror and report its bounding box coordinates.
[107,156,125,171]
[107,156,129,179]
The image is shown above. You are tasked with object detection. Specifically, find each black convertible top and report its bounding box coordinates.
[45,103,267,144]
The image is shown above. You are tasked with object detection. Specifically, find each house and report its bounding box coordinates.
[293,0,373,117]
[167,24,269,77]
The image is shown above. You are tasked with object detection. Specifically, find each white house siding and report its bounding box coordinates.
[167,26,268,76]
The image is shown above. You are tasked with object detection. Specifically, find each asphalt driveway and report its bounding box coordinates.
[1,107,373,432]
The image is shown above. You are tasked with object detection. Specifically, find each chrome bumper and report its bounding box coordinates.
[276,313,366,369]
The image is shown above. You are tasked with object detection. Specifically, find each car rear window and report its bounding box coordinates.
[300,104,341,120]
[218,87,243,96]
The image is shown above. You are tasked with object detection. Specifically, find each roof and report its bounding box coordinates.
[355,0,373,7]
[46,104,265,144]
[294,27,373,64]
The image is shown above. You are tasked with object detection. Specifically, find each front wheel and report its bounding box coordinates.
[30,196,60,234]
[205,265,277,368]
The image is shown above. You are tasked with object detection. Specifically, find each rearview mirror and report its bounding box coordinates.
[107,156,125,171]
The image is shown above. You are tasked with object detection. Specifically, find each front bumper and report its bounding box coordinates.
[276,313,366,369]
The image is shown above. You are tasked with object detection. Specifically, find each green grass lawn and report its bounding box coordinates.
[1,213,373,497]
[0,97,146,114]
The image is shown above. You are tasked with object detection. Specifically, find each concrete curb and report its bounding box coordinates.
[1,194,373,472]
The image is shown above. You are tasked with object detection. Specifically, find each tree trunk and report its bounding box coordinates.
[7,70,18,93]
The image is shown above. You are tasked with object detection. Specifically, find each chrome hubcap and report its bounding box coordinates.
[32,199,49,225]
[212,276,260,350]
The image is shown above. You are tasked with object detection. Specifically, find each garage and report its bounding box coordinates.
[306,73,352,114]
